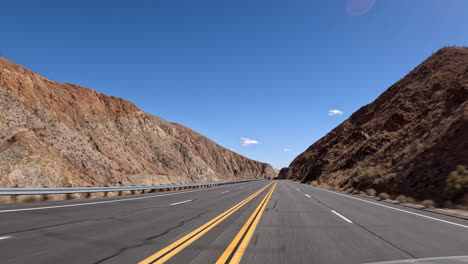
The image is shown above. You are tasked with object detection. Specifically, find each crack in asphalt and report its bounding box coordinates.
[294,183,416,259]
[90,189,257,263]
[0,187,254,238]
[92,210,210,264]
[0,206,170,236]
[0,184,262,263]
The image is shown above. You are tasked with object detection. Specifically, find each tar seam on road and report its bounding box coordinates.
[289,181,416,258]
[0,182,255,214]
[137,182,274,264]
[216,181,277,264]
[308,185,468,229]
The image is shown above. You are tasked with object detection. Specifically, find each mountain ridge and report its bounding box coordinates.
[0,56,277,187]
[279,47,468,206]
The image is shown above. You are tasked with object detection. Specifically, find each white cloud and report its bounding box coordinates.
[241,137,259,147]
[328,109,344,116]
[283,148,292,152]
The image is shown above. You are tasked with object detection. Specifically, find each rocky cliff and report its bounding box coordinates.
[279,47,467,206]
[0,57,277,187]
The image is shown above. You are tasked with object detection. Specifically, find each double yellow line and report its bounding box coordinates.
[216,181,277,264]
[138,181,276,264]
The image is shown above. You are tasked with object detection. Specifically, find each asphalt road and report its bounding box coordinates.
[0,180,467,264]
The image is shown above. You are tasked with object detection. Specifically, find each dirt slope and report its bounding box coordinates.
[279,47,468,206]
[0,57,277,187]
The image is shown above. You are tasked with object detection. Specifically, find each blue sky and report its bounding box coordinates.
[1,0,467,169]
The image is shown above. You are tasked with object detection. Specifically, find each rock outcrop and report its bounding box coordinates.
[0,57,277,187]
[279,47,467,206]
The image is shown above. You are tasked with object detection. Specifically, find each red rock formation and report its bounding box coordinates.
[279,47,467,206]
[0,57,277,187]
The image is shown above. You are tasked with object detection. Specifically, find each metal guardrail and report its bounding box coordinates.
[0,179,259,195]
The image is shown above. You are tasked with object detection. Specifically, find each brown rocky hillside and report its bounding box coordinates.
[279,47,467,206]
[0,57,277,187]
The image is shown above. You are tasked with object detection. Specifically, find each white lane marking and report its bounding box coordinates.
[240,187,244,189]
[169,200,193,206]
[296,188,300,191]
[305,194,311,198]
[309,185,468,229]
[221,191,230,194]
[0,183,243,214]
[331,210,353,223]
[0,236,12,240]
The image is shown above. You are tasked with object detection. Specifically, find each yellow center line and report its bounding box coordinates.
[216,181,277,264]
[137,181,274,264]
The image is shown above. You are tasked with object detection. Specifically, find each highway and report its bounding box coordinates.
[0,180,467,264]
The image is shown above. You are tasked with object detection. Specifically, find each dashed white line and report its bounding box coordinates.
[0,236,12,240]
[169,200,193,207]
[221,191,230,194]
[305,194,311,198]
[331,210,353,223]
[310,185,468,229]
[296,188,300,191]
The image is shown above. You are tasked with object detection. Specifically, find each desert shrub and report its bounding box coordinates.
[379,193,390,200]
[366,188,377,196]
[345,187,354,193]
[444,165,468,201]
[421,200,435,208]
[350,170,370,188]
[406,197,416,204]
[396,195,408,203]
[307,181,318,186]
[19,195,43,203]
[404,138,425,154]
[349,166,383,188]
[0,196,12,204]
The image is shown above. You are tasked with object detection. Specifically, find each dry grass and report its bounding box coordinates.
[121,191,133,196]
[0,196,13,204]
[396,195,408,203]
[445,165,468,201]
[366,188,377,196]
[421,200,435,208]
[379,193,390,200]
[18,195,43,203]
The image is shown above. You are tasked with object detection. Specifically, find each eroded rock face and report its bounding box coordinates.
[0,57,277,187]
[279,47,468,204]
